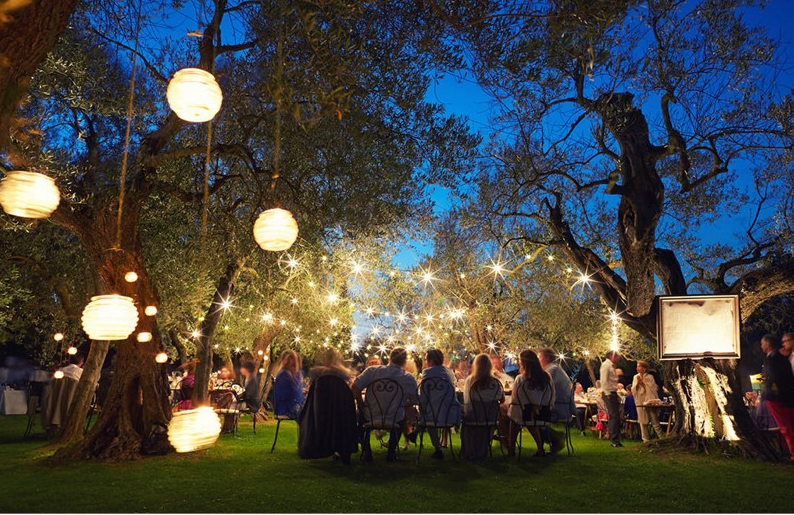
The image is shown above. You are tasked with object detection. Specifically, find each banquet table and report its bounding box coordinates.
[0,388,29,415]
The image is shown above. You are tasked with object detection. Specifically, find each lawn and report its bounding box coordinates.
[0,414,792,513]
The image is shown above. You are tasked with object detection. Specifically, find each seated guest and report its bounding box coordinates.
[274,350,305,419]
[460,353,505,460]
[239,362,260,413]
[538,348,575,454]
[177,360,197,411]
[574,382,588,434]
[418,348,461,459]
[453,358,470,382]
[490,354,514,388]
[310,347,354,383]
[366,356,382,368]
[352,347,418,462]
[505,350,555,457]
[213,365,237,409]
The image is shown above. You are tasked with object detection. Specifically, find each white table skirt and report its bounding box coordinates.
[0,389,29,415]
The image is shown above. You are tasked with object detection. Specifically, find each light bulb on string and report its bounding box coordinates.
[53,333,64,342]
[67,346,78,355]
[145,305,158,316]
[124,271,138,283]
[155,352,168,364]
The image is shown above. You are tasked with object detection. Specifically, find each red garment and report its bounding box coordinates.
[766,400,794,459]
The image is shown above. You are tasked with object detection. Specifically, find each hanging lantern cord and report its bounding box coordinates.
[201,26,218,251]
[271,28,284,196]
[115,0,144,251]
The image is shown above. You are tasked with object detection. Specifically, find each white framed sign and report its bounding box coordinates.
[657,294,741,360]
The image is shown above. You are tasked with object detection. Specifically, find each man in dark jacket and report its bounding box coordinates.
[761,334,794,460]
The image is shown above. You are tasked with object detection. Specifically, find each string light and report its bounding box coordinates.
[124,272,139,283]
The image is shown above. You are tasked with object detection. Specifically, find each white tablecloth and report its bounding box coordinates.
[0,389,28,415]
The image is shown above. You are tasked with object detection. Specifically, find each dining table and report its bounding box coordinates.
[0,388,28,415]
[635,402,676,436]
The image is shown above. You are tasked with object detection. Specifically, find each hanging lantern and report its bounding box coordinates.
[253,208,298,251]
[67,346,78,355]
[155,352,169,364]
[144,305,158,316]
[168,407,222,453]
[166,68,222,123]
[0,171,60,219]
[136,332,153,343]
[81,294,139,341]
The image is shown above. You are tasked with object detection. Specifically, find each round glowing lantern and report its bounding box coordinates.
[53,370,64,379]
[53,333,64,342]
[168,407,222,453]
[136,332,152,343]
[81,294,139,341]
[0,171,60,219]
[155,352,169,364]
[144,305,158,316]
[67,346,78,355]
[166,68,222,123]
[253,208,298,251]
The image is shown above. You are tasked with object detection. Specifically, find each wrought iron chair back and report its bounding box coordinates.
[362,378,404,430]
[465,378,503,427]
[418,376,458,428]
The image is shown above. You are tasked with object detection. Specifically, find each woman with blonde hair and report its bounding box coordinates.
[310,347,354,384]
[632,360,664,442]
[460,353,505,460]
[274,349,305,419]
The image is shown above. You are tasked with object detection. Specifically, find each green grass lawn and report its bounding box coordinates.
[0,414,792,513]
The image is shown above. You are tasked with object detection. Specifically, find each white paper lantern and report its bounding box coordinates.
[0,171,60,219]
[144,305,158,316]
[136,332,152,343]
[253,208,298,251]
[166,68,222,123]
[81,294,139,341]
[124,272,138,283]
[168,407,222,453]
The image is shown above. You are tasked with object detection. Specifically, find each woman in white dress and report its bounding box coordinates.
[631,360,664,442]
[506,350,555,456]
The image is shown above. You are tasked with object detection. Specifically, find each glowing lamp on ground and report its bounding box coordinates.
[155,352,169,364]
[166,68,222,122]
[53,333,64,342]
[0,171,60,219]
[168,407,222,453]
[53,370,64,379]
[144,305,158,316]
[67,346,78,355]
[137,332,153,343]
[253,208,298,251]
[81,294,139,341]
[124,271,138,283]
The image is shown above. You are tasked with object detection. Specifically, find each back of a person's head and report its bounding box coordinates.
[426,348,444,367]
[520,350,548,387]
[605,350,619,361]
[538,347,555,365]
[241,361,255,374]
[762,334,782,350]
[471,353,493,390]
[366,356,382,367]
[389,347,407,367]
[69,354,84,366]
[316,347,343,368]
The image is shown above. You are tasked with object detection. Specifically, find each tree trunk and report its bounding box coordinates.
[0,0,80,153]
[193,259,244,407]
[55,341,110,445]
[168,328,189,365]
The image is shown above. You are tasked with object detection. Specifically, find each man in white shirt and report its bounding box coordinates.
[60,354,84,381]
[418,348,461,459]
[600,350,622,447]
[353,347,418,461]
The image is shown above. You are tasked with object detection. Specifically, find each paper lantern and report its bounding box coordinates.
[81,294,139,341]
[253,208,298,251]
[144,305,158,316]
[0,171,60,219]
[67,346,78,355]
[136,332,152,343]
[53,370,64,379]
[166,68,222,122]
[124,272,138,283]
[168,407,222,453]
[155,352,169,364]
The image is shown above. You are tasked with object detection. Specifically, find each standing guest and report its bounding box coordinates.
[573,382,588,435]
[273,350,305,419]
[353,347,418,462]
[632,360,664,442]
[761,334,794,460]
[239,362,260,413]
[460,353,505,460]
[538,348,574,454]
[781,333,794,376]
[418,348,461,459]
[601,350,623,447]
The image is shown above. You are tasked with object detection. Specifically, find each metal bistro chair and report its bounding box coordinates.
[271,376,300,453]
[360,378,404,460]
[461,378,505,460]
[417,376,460,461]
[558,382,577,456]
[513,380,554,461]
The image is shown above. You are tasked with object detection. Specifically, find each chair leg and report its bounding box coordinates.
[517,428,523,461]
[271,419,282,453]
[447,428,455,460]
[417,429,425,462]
